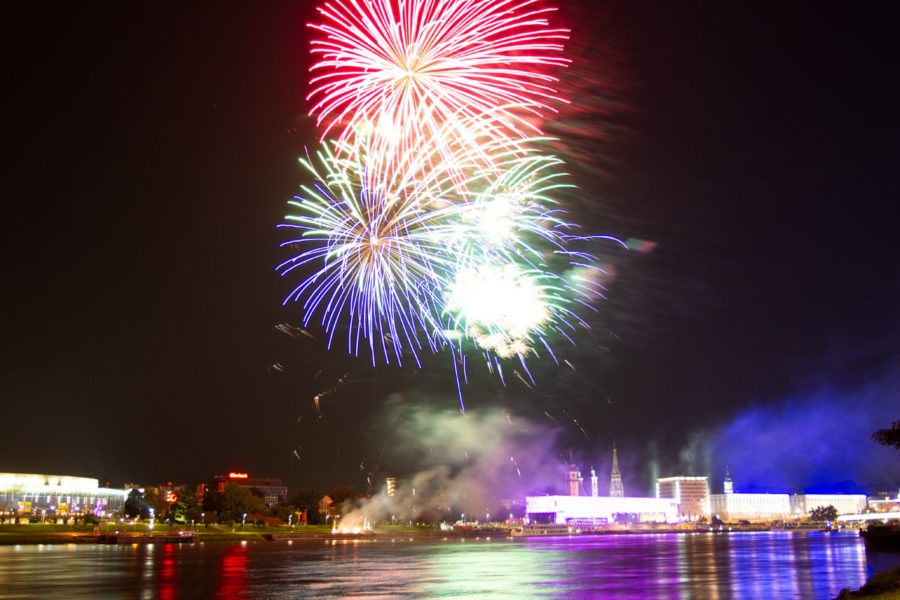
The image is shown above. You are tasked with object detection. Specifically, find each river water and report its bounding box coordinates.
[1,531,898,599]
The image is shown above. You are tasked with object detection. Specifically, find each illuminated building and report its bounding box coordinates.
[709,472,868,521]
[710,492,791,521]
[385,477,396,497]
[526,495,679,525]
[0,473,127,519]
[709,470,790,522]
[590,468,598,497]
[657,476,710,518]
[790,494,867,516]
[867,490,900,513]
[197,472,288,508]
[609,445,624,497]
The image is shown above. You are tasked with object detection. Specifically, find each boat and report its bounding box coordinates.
[99,531,197,544]
[510,524,576,537]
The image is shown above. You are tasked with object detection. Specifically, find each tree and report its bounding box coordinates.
[329,487,358,505]
[329,486,358,518]
[289,490,323,525]
[173,485,200,524]
[202,488,223,515]
[220,482,265,523]
[141,487,168,520]
[873,421,900,452]
[124,489,143,519]
[810,505,839,522]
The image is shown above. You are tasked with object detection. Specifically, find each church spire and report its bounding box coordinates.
[610,443,624,497]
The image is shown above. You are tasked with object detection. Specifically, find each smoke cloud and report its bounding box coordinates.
[703,371,899,494]
[336,401,566,528]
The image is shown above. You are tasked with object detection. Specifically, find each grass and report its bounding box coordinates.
[835,566,900,599]
[0,522,347,544]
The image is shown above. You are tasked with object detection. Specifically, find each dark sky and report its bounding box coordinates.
[4,1,898,495]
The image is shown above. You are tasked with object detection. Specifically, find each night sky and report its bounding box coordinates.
[5,1,898,497]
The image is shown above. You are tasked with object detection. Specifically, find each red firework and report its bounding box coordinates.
[307,0,570,164]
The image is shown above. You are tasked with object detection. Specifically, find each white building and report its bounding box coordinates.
[0,473,128,518]
[791,494,867,516]
[710,493,791,521]
[526,495,679,525]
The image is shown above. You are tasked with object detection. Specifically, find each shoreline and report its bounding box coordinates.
[0,525,845,546]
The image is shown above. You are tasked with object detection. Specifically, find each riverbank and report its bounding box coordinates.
[835,565,900,599]
[0,522,843,546]
[0,523,511,545]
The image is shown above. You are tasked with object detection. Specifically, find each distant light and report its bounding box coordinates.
[228,472,249,479]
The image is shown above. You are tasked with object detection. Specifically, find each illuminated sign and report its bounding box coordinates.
[166,492,178,504]
[228,472,248,479]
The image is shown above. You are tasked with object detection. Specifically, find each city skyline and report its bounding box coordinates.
[3,0,898,498]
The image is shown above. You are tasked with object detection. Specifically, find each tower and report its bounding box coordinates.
[610,444,624,497]
[590,467,598,497]
[723,466,733,494]
[566,464,581,496]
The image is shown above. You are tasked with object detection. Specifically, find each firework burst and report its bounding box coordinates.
[277,138,458,366]
[280,0,622,407]
[278,134,613,396]
[307,0,570,168]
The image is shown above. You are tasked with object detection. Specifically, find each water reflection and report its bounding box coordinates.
[159,544,177,600]
[217,544,248,598]
[0,531,889,599]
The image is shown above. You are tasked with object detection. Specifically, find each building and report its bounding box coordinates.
[657,476,710,519]
[566,464,581,496]
[590,468,598,497]
[710,493,791,521]
[609,445,624,497]
[318,495,333,519]
[709,470,790,522]
[197,472,288,508]
[526,495,679,525]
[867,490,900,514]
[709,471,868,521]
[385,477,397,497]
[791,494,867,517]
[0,473,128,520]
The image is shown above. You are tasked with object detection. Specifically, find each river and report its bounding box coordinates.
[1,530,898,599]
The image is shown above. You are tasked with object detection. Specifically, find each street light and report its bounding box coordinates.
[242,513,247,529]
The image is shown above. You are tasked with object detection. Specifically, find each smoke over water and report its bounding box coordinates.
[336,402,566,529]
[701,372,899,494]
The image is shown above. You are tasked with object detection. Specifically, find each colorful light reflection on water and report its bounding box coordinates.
[0,531,896,599]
